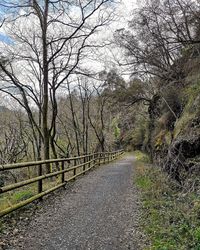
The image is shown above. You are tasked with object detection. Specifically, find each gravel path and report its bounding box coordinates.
[6,156,143,250]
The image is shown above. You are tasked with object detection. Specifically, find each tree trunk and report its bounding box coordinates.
[42,1,50,172]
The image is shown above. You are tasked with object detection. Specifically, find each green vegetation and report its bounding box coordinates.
[0,176,62,213]
[12,190,34,202]
[134,150,151,164]
[0,220,4,233]
[1,2,200,248]
[0,185,36,212]
[135,152,200,250]
[111,117,121,139]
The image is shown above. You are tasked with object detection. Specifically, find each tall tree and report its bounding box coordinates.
[115,0,200,83]
[0,0,117,169]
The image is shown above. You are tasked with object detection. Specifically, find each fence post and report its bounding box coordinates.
[98,153,101,166]
[61,161,65,183]
[94,153,97,167]
[38,164,43,195]
[74,157,76,179]
[83,155,86,174]
[88,154,91,169]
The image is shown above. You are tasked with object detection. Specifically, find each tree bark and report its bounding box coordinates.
[42,0,50,172]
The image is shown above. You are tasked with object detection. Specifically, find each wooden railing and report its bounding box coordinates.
[0,149,124,217]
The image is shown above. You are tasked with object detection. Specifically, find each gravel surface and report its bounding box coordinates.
[3,156,144,250]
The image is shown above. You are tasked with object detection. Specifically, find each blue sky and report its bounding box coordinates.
[0,3,14,44]
[0,33,13,44]
[0,0,137,45]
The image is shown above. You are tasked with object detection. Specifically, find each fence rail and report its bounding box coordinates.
[0,149,124,217]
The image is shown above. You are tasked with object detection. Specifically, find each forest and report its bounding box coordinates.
[0,0,196,183]
[0,0,200,248]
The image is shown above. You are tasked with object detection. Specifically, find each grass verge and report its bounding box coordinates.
[135,151,200,250]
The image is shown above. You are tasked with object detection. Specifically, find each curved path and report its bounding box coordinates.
[7,156,142,250]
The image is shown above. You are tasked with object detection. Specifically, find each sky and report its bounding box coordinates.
[0,33,13,44]
[0,0,141,110]
[122,0,138,13]
[0,0,140,79]
[116,0,138,27]
[87,0,140,77]
[0,0,139,41]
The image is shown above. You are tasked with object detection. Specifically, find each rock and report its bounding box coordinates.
[164,136,200,182]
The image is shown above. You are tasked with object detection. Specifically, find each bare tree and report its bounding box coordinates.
[0,0,117,169]
[87,85,108,152]
[115,0,200,83]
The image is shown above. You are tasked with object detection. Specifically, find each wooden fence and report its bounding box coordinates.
[0,149,124,217]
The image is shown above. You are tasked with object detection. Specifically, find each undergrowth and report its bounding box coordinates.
[134,150,151,163]
[135,151,200,250]
[0,174,65,213]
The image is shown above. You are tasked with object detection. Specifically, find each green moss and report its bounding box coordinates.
[184,82,200,101]
[174,111,195,138]
[174,83,200,138]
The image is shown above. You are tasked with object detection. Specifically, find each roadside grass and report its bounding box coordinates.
[134,151,200,250]
[0,166,85,213]
[0,178,59,213]
[134,150,151,163]
[0,176,64,235]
